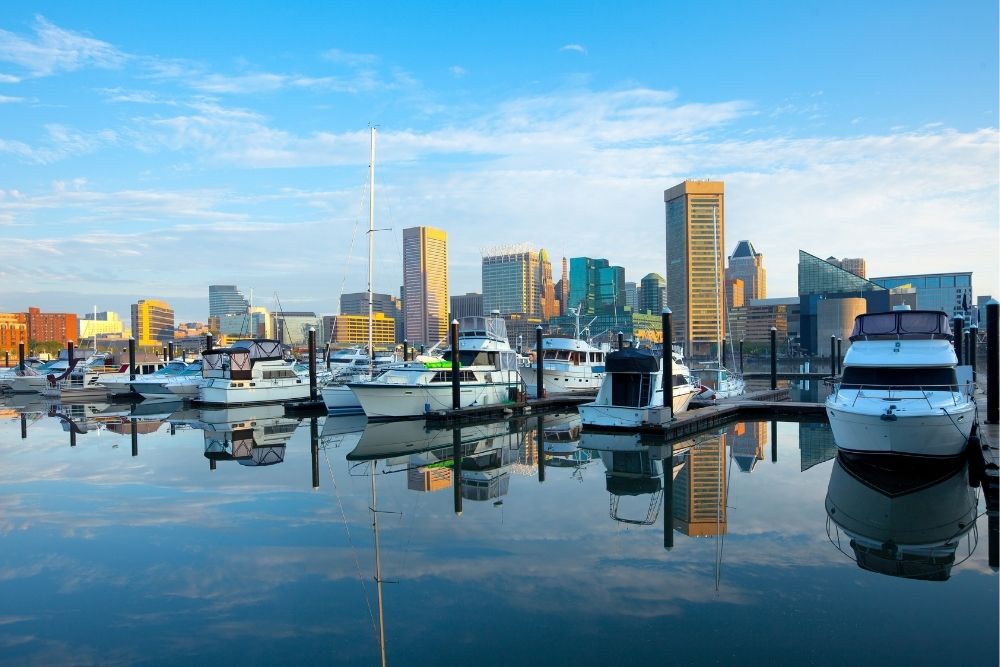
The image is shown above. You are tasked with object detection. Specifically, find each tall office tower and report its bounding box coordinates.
[538,249,559,320]
[209,285,249,319]
[664,180,726,358]
[482,244,540,315]
[131,299,175,346]
[403,226,449,347]
[639,273,665,314]
[624,282,639,311]
[568,257,625,316]
[559,257,569,315]
[450,293,484,320]
[725,240,766,308]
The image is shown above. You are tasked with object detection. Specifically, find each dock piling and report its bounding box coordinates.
[18,342,24,372]
[168,342,175,361]
[452,427,463,516]
[617,331,624,350]
[836,338,842,375]
[311,417,320,489]
[953,315,964,365]
[771,420,778,463]
[536,326,544,400]
[663,443,674,550]
[128,338,136,382]
[537,414,545,483]
[402,339,408,363]
[986,301,998,424]
[970,324,978,381]
[131,417,138,457]
[450,320,460,410]
[830,336,836,376]
[739,339,744,374]
[20,413,26,439]
[770,327,777,390]
[205,332,213,353]
[308,327,317,401]
[663,308,674,422]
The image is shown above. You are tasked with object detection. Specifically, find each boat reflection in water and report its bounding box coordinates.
[541,413,596,470]
[825,453,979,581]
[185,404,303,469]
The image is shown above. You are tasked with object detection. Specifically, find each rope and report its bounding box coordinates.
[322,444,378,638]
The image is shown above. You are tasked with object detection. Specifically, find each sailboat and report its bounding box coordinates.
[694,206,745,400]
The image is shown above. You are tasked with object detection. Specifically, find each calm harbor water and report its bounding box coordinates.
[0,396,996,666]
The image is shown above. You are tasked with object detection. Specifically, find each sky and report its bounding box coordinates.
[0,1,997,323]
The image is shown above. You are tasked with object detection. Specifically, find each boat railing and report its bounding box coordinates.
[832,382,972,408]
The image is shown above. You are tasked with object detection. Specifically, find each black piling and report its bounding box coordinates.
[128,338,136,382]
[836,338,843,375]
[205,332,213,353]
[721,338,726,369]
[168,342,175,361]
[963,330,971,366]
[739,340,744,374]
[452,427,463,516]
[18,341,25,372]
[663,443,674,550]
[210,459,217,471]
[402,339,409,362]
[771,420,778,463]
[310,417,320,490]
[988,513,998,571]
[953,315,964,366]
[535,326,544,400]
[829,336,836,376]
[162,347,167,362]
[450,320,461,410]
[987,301,999,424]
[970,324,978,381]
[770,327,777,390]
[69,426,76,448]
[20,413,27,439]
[617,331,624,350]
[663,309,673,421]
[537,414,545,483]
[308,327,318,401]
[130,417,138,457]
[67,340,75,369]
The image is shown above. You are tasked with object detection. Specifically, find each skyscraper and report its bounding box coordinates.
[639,273,665,314]
[664,180,725,358]
[725,240,766,307]
[403,226,449,347]
[209,285,249,319]
[131,299,174,346]
[482,244,539,315]
[538,249,559,320]
[624,282,638,311]
[568,257,624,316]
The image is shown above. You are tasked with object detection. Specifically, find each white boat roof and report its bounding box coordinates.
[541,337,603,352]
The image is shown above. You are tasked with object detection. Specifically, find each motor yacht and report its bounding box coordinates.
[520,336,606,397]
[131,361,205,401]
[825,309,975,458]
[198,339,310,405]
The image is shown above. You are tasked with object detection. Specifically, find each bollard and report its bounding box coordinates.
[970,324,978,382]
[953,315,964,367]
[770,327,777,390]
[450,320,460,410]
[837,338,842,375]
[536,326,544,400]
[310,417,320,489]
[403,339,409,363]
[537,414,546,483]
[987,301,998,424]
[662,309,674,421]
[307,327,317,401]
[617,332,624,351]
[168,342,175,361]
[830,336,836,376]
[452,427,463,516]
[771,421,778,463]
[663,443,674,550]
[131,417,138,457]
[128,338,136,382]
[18,341,25,372]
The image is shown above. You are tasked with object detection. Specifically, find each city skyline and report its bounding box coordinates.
[0,4,997,323]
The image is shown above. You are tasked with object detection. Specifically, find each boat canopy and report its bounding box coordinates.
[202,339,283,380]
[605,348,659,373]
[849,310,952,342]
[459,316,508,342]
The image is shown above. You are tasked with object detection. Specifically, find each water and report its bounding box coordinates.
[0,398,996,666]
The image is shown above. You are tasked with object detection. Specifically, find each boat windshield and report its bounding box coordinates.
[840,366,958,390]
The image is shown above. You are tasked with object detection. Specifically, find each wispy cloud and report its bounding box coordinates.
[559,43,587,55]
[0,124,117,164]
[0,94,24,103]
[0,73,21,83]
[0,15,127,77]
[449,65,466,78]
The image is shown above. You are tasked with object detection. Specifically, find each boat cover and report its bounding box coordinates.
[850,311,952,341]
[605,348,659,373]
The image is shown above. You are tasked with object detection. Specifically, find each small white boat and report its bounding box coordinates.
[100,359,184,397]
[348,313,522,420]
[520,336,606,397]
[131,361,204,400]
[198,339,310,406]
[694,362,746,400]
[825,309,975,458]
[579,347,700,429]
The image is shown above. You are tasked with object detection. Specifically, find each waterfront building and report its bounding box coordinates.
[816,297,866,355]
[403,226,449,348]
[558,257,569,316]
[23,306,78,347]
[797,250,887,355]
[664,180,726,358]
[272,311,323,347]
[131,300,174,347]
[80,311,124,341]
[744,297,799,344]
[0,313,27,359]
[482,244,540,316]
[450,292,483,320]
[870,272,973,319]
[568,257,625,316]
[826,256,867,279]
[175,322,211,338]
[538,249,559,320]
[331,312,396,347]
[341,291,402,343]
[725,240,766,306]
[624,282,638,311]
[209,285,250,320]
[639,273,665,315]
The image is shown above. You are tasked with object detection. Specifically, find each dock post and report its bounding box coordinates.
[128,338,136,382]
[168,342,175,361]
[20,413,26,439]
[770,327,777,390]
[205,332,213,353]
[953,315,964,365]
[617,331,624,350]
[308,327,317,401]
[537,414,545,483]
[969,324,978,381]
[162,347,167,362]
[829,335,836,376]
[836,338,842,375]
[663,308,674,421]
[131,417,138,457]
[450,320,460,410]
[18,341,24,372]
[986,300,998,424]
[67,340,74,370]
[536,326,544,400]
[771,420,778,463]
[310,417,320,489]
[663,442,674,550]
[739,340,744,375]
[452,427,463,516]
[403,339,408,363]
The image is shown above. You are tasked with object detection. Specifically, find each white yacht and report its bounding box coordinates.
[131,361,204,401]
[101,360,187,397]
[520,337,606,397]
[579,347,701,429]
[694,362,746,400]
[198,339,310,405]
[825,309,975,458]
[348,313,522,420]
[4,353,108,394]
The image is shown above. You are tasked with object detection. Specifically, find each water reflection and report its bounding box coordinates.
[825,454,979,581]
[184,405,303,469]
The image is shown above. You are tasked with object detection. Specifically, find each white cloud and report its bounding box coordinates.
[449,65,466,78]
[0,94,24,103]
[0,124,118,164]
[559,44,587,55]
[0,73,21,83]
[0,15,127,77]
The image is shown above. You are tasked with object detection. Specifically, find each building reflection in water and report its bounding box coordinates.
[728,421,767,473]
[799,422,838,472]
[673,433,728,537]
[825,453,979,581]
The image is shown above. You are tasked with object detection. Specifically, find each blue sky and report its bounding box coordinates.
[1,1,997,322]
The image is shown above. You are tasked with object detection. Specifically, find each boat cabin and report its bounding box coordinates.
[849,310,953,341]
[202,339,288,380]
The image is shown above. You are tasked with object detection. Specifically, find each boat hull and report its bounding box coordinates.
[580,387,698,429]
[198,378,310,405]
[321,384,364,414]
[825,400,974,458]
[349,380,520,420]
[520,366,603,397]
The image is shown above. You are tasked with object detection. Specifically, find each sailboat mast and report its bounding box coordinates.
[368,127,376,373]
[371,464,387,666]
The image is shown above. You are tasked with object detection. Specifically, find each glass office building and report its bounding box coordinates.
[870,272,973,318]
